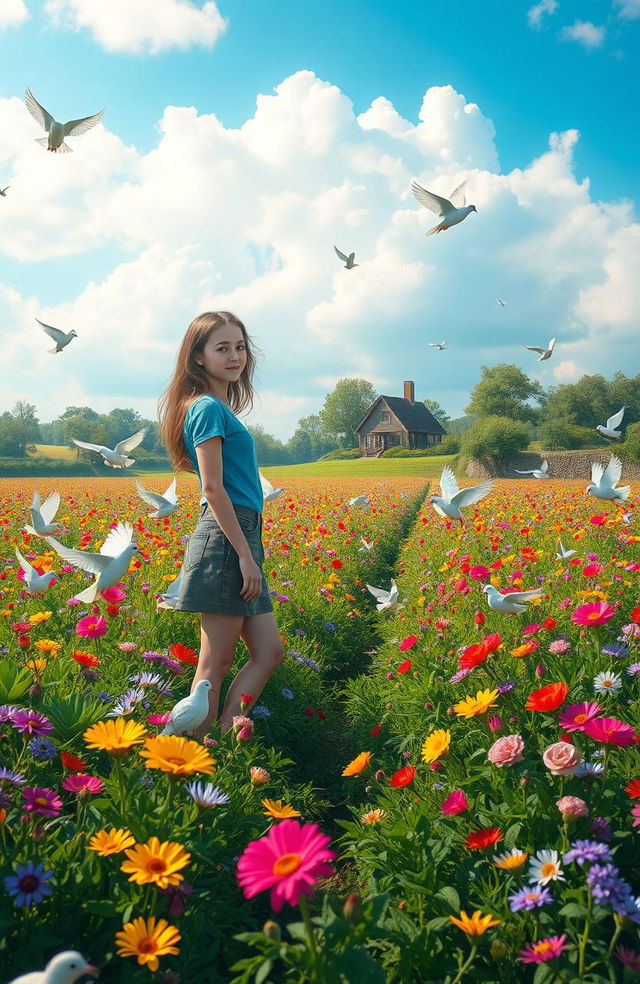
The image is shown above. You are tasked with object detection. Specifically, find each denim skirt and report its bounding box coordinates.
[174,502,273,617]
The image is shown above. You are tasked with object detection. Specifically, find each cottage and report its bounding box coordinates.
[354,381,446,457]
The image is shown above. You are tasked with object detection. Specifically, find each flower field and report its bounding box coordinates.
[1,474,639,983]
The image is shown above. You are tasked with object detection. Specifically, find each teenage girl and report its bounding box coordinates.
[158,311,284,736]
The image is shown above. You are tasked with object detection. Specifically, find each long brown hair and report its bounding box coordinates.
[157,311,257,473]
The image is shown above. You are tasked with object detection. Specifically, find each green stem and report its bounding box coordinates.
[577,892,592,978]
[158,781,175,830]
[451,943,478,984]
[298,894,318,969]
[606,915,623,958]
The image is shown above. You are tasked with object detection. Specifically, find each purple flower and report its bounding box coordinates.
[587,864,640,922]
[497,680,517,694]
[142,650,165,662]
[10,709,53,736]
[591,817,612,841]
[602,643,628,658]
[22,786,63,817]
[0,704,18,723]
[449,668,473,684]
[563,840,613,866]
[627,662,640,677]
[4,861,54,907]
[509,886,553,912]
[0,767,26,785]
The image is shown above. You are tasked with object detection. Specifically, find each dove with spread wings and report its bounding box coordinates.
[411,179,477,235]
[44,523,138,604]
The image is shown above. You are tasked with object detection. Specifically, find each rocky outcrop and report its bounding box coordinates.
[466,450,640,481]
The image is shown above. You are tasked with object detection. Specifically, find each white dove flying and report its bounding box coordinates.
[358,537,373,552]
[430,466,494,524]
[260,472,285,502]
[72,428,146,468]
[482,583,543,614]
[25,88,104,153]
[15,547,57,594]
[515,460,549,479]
[7,950,99,984]
[161,679,212,736]
[556,540,577,560]
[496,298,506,307]
[586,456,630,502]
[428,340,447,351]
[0,185,10,196]
[44,523,138,604]
[349,494,370,509]
[36,318,77,354]
[596,407,625,441]
[365,580,405,612]
[23,489,62,537]
[334,246,358,269]
[156,566,184,611]
[411,179,477,235]
[522,337,556,362]
[136,477,178,518]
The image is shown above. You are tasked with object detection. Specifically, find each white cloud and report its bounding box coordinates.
[559,20,606,49]
[527,0,558,29]
[614,0,640,18]
[0,72,637,441]
[43,0,227,54]
[0,0,29,32]
[553,359,586,383]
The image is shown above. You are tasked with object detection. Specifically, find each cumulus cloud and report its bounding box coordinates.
[527,0,558,29]
[0,71,637,439]
[0,0,29,32]
[43,0,227,54]
[614,0,640,18]
[559,20,606,49]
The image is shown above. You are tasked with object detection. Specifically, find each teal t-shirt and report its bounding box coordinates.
[183,395,263,513]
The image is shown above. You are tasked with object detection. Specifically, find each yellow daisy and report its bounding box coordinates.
[26,658,47,673]
[84,718,148,756]
[120,837,191,889]
[342,751,373,777]
[453,688,499,719]
[33,639,62,656]
[421,728,451,763]
[140,735,216,776]
[28,611,52,624]
[493,848,529,870]
[88,828,136,856]
[361,808,386,824]
[115,916,181,972]
[261,799,302,819]
[449,910,501,936]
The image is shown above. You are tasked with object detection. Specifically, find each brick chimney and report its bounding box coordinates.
[403,380,415,404]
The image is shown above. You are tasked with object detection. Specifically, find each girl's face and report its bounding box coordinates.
[198,324,247,392]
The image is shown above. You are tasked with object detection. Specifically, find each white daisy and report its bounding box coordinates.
[593,670,622,695]
[528,849,565,886]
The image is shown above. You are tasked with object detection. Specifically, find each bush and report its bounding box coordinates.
[619,421,640,462]
[539,418,595,450]
[462,415,529,461]
[318,448,361,461]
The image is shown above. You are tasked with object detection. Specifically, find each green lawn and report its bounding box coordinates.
[256,455,456,478]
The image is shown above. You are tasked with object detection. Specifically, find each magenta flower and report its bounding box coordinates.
[100,585,126,603]
[583,717,637,747]
[559,701,601,733]
[10,709,53,736]
[440,790,468,815]
[147,713,172,726]
[61,774,104,796]
[75,615,108,638]
[22,787,62,817]
[630,803,640,828]
[236,819,336,912]
[571,602,616,628]
[518,935,567,964]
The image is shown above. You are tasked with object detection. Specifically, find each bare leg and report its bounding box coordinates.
[190,613,244,738]
[218,612,285,732]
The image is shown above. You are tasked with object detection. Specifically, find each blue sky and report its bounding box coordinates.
[0,0,638,439]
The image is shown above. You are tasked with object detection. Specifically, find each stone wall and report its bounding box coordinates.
[465,450,640,482]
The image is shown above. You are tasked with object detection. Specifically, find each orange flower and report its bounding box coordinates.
[73,650,101,667]
[389,766,416,788]
[342,752,373,777]
[465,827,503,850]
[526,682,568,712]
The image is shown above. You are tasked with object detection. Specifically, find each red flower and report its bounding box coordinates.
[464,827,503,850]
[17,635,30,649]
[543,617,557,630]
[624,779,640,798]
[483,633,501,653]
[630,607,640,624]
[370,724,382,737]
[331,559,343,569]
[525,682,568,712]
[582,563,602,578]
[589,514,607,526]
[474,612,486,626]
[169,643,198,665]
[399,635,418,652]
[317,709,327,720]
[72,650,100,667]
[397,659,412,674]
[60,751,88,772]
[304,706,315,716]
[459,643,487,670]
[389,766,416,788]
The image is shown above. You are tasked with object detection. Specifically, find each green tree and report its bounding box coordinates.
[248,425,291,466]
[9,401,41,457]
[541,373,639,434]
[320,378,378,449]
[466,364,544,425]
[462,415,530,461]
[620,421,640,462]
[539,417,594,450]
[287,413,337,463]
[423,399,450,426]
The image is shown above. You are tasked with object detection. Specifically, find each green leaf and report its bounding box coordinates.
[533,963,554,984]
[43,692,105,742]
[435,886,460,912]
[334,946,387,983]
[255,959,273,984]
[0,661,32,701]
[559,902,589,920]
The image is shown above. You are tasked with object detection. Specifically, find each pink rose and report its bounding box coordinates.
[487,734,524,767]
[556,795,589,820]
[543,741,582,776]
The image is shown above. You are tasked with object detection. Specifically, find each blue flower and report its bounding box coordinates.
[184,781,230,807]
[508,886,553,912]
[324,622,336,631]
[564,840,613,866]
[4,861,54,907]
[28,738,57,761]
[251,704,271,720]
[280,688,295,700]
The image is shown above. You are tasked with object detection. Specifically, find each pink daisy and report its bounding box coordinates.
[571,602,616,628]
[583,717,637,747]
[22,786,63,817]
[100,585,126,603]
[631,803,640,828]
[518,934,567,964]
[75,615,108,638]
[147,713,172,726]
[61,774,105,796]
[559,701,601,733]
[440,790,468,815]
[236,819,336,912]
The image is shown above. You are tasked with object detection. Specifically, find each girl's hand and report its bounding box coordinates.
[239,555,263,601]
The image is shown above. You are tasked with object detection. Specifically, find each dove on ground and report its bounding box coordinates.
[260,472,285,503]
[556,540,577,560]
[522,337,556,362]
[365,580,405,612]
[334,246,358,269]
[349,495,370,509]
[515,460,550,479]
[136,478,178,518]
[0,185,10,196]
[7,950,99,984]
[44,523,138,604]
[23,489,63,537]
[596,407,625,441]
[496,298,506,307]
[430,466,494,524]
[15,547,57,594]
[156,565,183,610]
[482,583,544,614]
[428,340,447,350]
[586,456,630,502]
[411,179,477,235]
[36,318,77,354]
[622,512,633,526]
[25,88,104,153]
[161,679,213,736]
[72,428,146,468]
